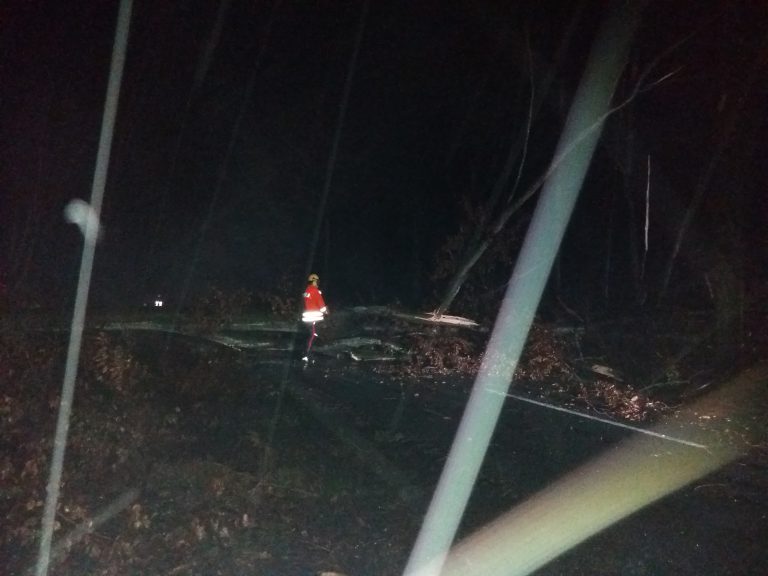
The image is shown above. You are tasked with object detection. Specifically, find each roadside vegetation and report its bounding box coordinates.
[2,284,766,575]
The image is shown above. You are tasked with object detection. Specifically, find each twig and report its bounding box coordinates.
[641,154,650,279]
[169,562,194,575]
[693,483,727,492]
[507,28,535,205]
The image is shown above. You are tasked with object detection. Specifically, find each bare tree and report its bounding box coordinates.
[433,5,586,317]
[434,65,672,317]
[433,8,690,318]
[658,37,768,299]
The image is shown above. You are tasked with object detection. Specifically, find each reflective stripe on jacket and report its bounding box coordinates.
[302,284,326,322]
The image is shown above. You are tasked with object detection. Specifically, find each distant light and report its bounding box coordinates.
[154,299,163,307]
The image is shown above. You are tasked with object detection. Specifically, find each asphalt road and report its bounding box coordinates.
[270,358,767,576]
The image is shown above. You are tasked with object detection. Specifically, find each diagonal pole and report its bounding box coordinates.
[35,1,133,575]
[402,3,647,575]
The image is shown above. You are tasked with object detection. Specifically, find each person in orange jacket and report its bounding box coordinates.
[302,273,328,361]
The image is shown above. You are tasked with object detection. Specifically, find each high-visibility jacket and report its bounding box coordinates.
[302,284,327,323]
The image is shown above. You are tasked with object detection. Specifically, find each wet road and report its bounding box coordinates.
[252,356,768,575]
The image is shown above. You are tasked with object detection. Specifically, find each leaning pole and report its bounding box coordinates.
[402,3,648,576]
[35,1,133,575]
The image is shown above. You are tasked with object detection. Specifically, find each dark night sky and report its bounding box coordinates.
[2,0,766,313]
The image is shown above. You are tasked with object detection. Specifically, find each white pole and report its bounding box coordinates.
[402,3,647,575]
[35,1,133,574]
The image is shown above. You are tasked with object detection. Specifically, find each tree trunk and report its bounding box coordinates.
[434,2,585,316]
[658,39,768,300]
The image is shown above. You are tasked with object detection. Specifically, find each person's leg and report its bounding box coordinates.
[304,322,318,360]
